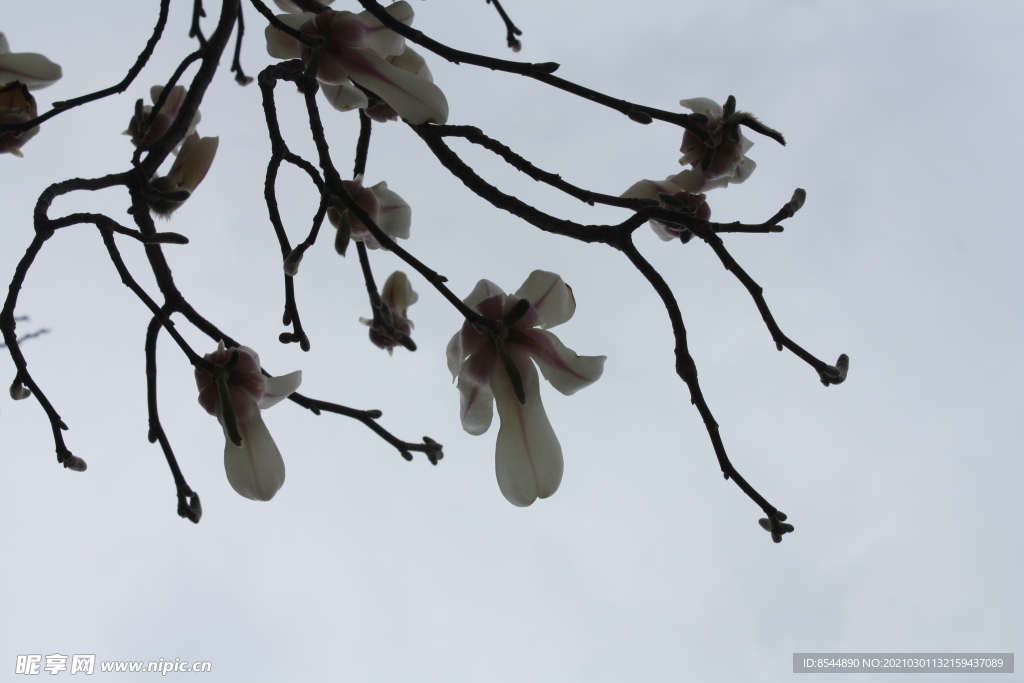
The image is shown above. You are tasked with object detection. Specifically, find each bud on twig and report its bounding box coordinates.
[10,380,31,400]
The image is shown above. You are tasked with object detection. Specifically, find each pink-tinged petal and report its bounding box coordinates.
[513,270,575,330]
[368,180,411,240]
[223,405,287,501]
[448,322,491,378]
[342,47,448,124]
[730,156,756,184]
[457,346,497,435]
[491,354,562,507]
[680,97,722,121]
[0,52,62,90]
[320,80,369,111]
[259,370,302,409]
[463,279,506,310]
[518,328,605,396]
[344,2,411,56]
[265,13,311,59]
[621,178,681,201]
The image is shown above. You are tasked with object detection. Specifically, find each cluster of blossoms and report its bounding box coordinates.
[327,174,411,254]
[265,0,448,125]
[622,97,756,242]
[0,32,62,156]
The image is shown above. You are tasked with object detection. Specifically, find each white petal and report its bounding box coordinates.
[259,370,302,409]
[621,178,680,201]
[368,181,411,240]
[223,408,286,501]
[519,329,605,396]
[265,14,311,59]
[0,52,62,90]
[463,279,506,309]
[457,349,496,435]
[389,46,431,80]
[491,355,562,507]
[514,270,575,329]
[446,330,464,379]
[343,47,448,124]
[666,169,709,193]
[679,97,722,121]
[320,80,369,111]
[343,5,407,57]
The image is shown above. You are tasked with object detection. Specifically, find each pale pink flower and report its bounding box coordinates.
[125,85,201,148]
[195,342,302,501]
[360,270,417,354]
[621,177,710,242]
[678,97,756,189]
[0,33,62,90]
[446,271,605,506]
[264,2,448,124]
[327,175,410,251]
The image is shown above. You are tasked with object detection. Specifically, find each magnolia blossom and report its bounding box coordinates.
[621,177,710,242]
[125,85,200,148]
[360,270,417,354]
[446,271,605,507]
[149,132,219,216]
[264,1,448,124]
[328,175,410,252]
[195,342,302,501]
[0,33,62,90]
[678,97,756,189]
[362,47,434,122]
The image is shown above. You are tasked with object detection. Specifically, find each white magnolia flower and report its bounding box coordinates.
[678,97,756,188]
[0,33,62,90]
[264,2,448,124]
[446,271,605,506]
[360,270,418,354]
[195,342,301,501]
[621,177,710,242]
[328,175,411,251]
[125,85,201,149]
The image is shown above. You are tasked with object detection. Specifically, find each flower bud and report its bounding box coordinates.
[0,82,39,157]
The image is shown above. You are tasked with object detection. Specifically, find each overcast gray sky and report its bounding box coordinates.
[2,1,1022,681]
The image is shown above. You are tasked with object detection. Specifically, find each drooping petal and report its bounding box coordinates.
[368,181,411,240]
[320,80,369,111]
[0,44,62,90]
[513,270,575,330]
[518,328,605,396]
[265,13,312,59]
[342,46,448,124]
[222,403,287,501]
[491,353,563,507]
[457,346,497,435]
[258,370,302,409]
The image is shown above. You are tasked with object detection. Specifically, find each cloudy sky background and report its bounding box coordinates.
[2,1,1021,681]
